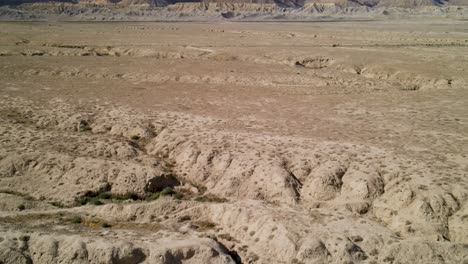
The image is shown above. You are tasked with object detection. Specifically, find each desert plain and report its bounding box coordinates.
[0,19,468,263]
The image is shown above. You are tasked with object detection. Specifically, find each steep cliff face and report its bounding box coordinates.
[308,0,468,7]
[0,0,306,7]
[0,0,467,22]
[1,0,467,7]
[0,0,75,6]
[377,0,449,7]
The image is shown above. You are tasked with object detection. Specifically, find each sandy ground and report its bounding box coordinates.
[0,20,468,263]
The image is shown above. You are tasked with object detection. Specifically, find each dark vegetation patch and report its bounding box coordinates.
[76,187,183,206]
[0,189,35,200]
[194,194,228,203]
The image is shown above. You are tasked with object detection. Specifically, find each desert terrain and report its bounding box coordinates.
[0,18,468,263]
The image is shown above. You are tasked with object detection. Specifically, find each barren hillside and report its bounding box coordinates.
[1,0,468,20]
[0,20,468,263]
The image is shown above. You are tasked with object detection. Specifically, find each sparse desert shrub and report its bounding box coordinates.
[78,197,103,206]
[78,197,89,206]
[78,191,141,205]
[50,201,65,208]
[239,245,248,251]
[178,215,191,222]
[369,248,379,256]
[194,194,228,203]
[112,192,139,201]
[71,216,82,224]
[249,254,260,262]
[292,258,304,264]
[17,204,26,211]
[400,85,420,91]
[160,187,175,196]
[218,233,236,242]
[351,235,363,242]
[89,198,103,206]
[101,222,112,228]
[98,192,112,199]
[77,188,183,205]
[146,192,160,201]
[194,196,207,202]
[77,120,91,131]
[81,190,99,198]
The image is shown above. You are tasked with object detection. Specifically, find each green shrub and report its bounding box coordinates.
[77,189,145,206]
[17,204,26,211]
[78,197,89,206]
[194,194,227,203]
[89,198,103,206]
[147,192,160,201]
[83,190,98,198]
[112,192,139,201]
[98,192,112,199]
[78,197,103,206]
